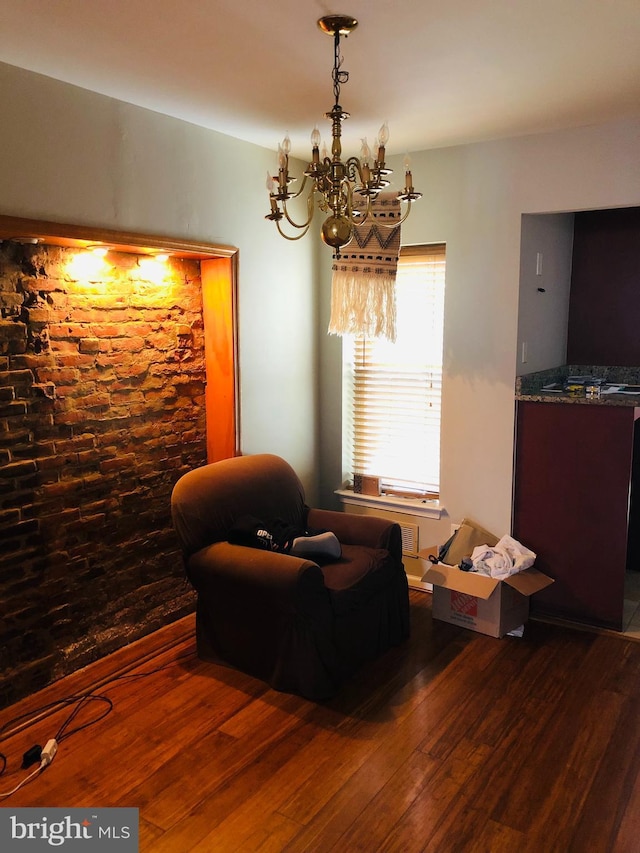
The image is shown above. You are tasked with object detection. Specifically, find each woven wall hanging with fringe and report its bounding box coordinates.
[328,193,401,342]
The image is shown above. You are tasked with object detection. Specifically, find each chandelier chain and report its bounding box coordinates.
[332,31,349,106]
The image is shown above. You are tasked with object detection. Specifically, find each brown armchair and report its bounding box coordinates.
[171,453,410,700]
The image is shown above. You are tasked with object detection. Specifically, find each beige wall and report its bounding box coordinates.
[516,213,574,376]
[318,116,640,545]
[0,62,320,500]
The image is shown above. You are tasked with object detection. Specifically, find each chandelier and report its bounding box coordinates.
[265,15,421,253]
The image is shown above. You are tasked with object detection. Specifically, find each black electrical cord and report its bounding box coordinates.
[54,694,113,744]
[0,646,196,798]
[0,695,82,775]
[0,647,197,773]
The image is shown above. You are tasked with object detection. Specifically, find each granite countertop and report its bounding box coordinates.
[516,365,640,407]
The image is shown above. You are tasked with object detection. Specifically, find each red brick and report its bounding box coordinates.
[52,409,90,426]
[47,323,88,340]
[36,366,80,384]
[55,433,97,453]
[0,369,34,387]
[37,452,77,471]
[0,459,37,478]
[79,338,100,353]
[111,337,146,353]
[54,353,96,368]
[89,323,129,338]
[99,454,136,474]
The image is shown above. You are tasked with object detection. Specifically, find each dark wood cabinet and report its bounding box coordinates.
[513,401,637,630]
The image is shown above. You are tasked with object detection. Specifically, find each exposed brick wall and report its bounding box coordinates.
[0,241,209,708]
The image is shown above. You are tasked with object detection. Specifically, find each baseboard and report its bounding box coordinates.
[407,575,432,593]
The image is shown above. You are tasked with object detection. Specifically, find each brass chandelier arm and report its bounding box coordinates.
[281,190,316,230]
[284,173,311,203]
[343,181,374,226]
[275,219,312,241]
[367,197,416,230]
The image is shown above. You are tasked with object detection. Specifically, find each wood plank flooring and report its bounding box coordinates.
[2,590,640,852]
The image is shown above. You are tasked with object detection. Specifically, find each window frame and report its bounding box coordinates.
[342,242,446,498]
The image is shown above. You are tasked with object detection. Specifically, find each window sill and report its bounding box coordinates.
[335,488,444,519]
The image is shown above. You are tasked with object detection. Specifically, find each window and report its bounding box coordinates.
[344,244,446,496]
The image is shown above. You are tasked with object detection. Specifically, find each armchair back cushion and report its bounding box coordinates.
[172,453,307,558]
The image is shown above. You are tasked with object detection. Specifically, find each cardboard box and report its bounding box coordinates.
[420,548,554,638]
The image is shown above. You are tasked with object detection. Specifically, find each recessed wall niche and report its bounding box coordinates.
[0,217,238,707]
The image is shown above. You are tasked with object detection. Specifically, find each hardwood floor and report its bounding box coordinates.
[2,590,640,852]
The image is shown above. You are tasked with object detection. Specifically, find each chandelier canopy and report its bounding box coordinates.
[265,15,421,254]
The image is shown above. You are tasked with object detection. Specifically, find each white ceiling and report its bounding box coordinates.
[1,0,639,160]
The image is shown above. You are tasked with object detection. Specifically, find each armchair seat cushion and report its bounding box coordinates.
[321,545,393,591]
[323,546,400,618]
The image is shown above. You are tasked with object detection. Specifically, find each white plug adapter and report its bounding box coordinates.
[40,739,58,768]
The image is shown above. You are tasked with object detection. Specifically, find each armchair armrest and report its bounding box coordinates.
[187,541,330,615]
[307,508,402,559]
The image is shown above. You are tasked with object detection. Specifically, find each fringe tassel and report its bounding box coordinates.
[328,271,397,342]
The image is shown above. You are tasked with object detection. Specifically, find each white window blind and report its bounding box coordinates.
[346,244,446,495]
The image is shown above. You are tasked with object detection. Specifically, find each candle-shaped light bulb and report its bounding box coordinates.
[377,122,389,166]
[282,133,291,156]
[310,126,321,165]
[359,138,371,184]
[277,144,288,191]
[403,154,413,190]
[321,142,329,162]
[266,171,275,193]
